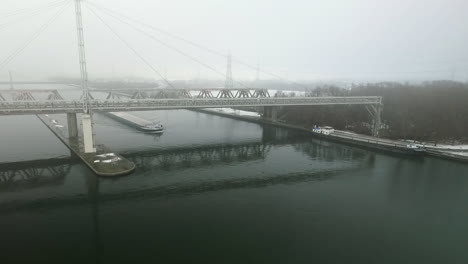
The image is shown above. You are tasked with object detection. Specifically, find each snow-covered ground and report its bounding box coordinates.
[208,108,261,118]
[336,130,468,152]
[447,152,468,157]
[420,144,468,151]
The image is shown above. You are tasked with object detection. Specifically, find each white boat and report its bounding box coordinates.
[321,126,335,135]
[406,143,425,152]
[312,126,334,135]
[140,123,164,133]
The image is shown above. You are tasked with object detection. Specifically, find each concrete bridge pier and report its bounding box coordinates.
[263,106,278,121]
[67,113,78,138]
[82,113,96,153]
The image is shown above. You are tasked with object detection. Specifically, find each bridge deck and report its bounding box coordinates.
[0,96,382,115]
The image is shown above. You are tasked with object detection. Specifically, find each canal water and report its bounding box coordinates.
[1,108,468,263]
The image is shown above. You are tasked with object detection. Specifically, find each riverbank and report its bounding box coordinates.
[196,108,468,163]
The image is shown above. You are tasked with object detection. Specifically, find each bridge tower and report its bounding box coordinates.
[73,0,95,153]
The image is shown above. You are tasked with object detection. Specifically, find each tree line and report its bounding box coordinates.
[281,81,468,143]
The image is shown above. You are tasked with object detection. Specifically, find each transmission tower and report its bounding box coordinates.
[256,62,260,82]
[9,71,14,89]
[225,52,233,89]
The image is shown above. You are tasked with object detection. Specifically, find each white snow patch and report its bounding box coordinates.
[96,153,116,158]
[447,152,468,157]
[210,108,260,117]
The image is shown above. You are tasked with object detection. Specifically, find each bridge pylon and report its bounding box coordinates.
[82,113,96,153]
[74,0,96,153]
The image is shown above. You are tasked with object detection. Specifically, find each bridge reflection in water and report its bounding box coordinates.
[0,136,373,214]
[0,158,74,192]
[0,136,375,262]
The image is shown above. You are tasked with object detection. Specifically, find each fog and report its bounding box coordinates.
[2,0,468,82]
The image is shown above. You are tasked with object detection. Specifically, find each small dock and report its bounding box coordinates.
[37,114,135,177]
[103,112,152,129]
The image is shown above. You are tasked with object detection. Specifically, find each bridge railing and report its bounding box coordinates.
[0,96,382,115]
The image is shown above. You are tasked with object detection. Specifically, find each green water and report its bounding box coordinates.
[0,109,468,264]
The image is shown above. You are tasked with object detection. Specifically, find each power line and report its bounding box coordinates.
[86,3,249,88]
[84,1,226,57]
[0,0,69,32]
[85,2,468,84]
[83,5,175,89]
[84,1,305,88]
[0,0,68,20]
[0,3,71,72]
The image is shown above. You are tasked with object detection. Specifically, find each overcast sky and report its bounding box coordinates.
[1,0,468,82]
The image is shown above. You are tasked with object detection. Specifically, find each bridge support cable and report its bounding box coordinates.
[0,0,68,20]
[83,6,175,89]
[0,3,71,72]
[0,0,69,33]
[84,3,250,89]
[83,1,309,90]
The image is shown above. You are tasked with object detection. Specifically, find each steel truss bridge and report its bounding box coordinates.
[0,88,382,116]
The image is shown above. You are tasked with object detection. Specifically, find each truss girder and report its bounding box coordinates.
[0,96,383,115]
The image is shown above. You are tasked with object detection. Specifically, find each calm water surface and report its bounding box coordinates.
[1,106,468,264]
